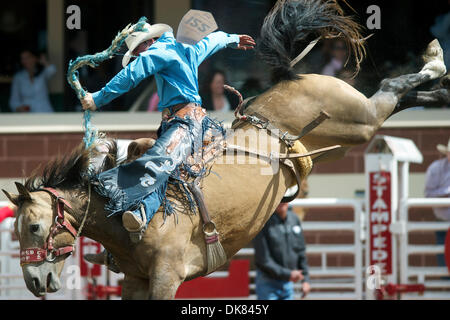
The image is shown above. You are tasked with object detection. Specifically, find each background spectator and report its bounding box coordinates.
[200,69,239,112]
[9,48,56,113]
[253,202,311,300]
[424,138,450,267]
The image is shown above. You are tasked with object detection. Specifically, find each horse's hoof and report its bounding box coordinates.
[420,39,446,79]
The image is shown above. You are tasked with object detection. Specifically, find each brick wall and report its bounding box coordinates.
[1,127,448,178]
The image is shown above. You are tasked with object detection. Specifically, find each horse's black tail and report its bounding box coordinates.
[257,0,366,83]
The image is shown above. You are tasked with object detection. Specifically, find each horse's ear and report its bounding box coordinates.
[15,182,31,200]
[2,189,20,207]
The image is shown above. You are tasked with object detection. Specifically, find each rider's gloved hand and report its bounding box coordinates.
[81,92,97,111]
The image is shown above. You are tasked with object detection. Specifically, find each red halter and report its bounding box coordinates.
[20,187,78,266]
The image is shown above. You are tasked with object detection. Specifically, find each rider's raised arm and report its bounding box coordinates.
[192,31,240,65]
[91,51,168,108]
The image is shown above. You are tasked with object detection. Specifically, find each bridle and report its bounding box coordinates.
[19,186,91,266]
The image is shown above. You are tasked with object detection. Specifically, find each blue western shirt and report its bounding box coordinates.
[92,31,240,111]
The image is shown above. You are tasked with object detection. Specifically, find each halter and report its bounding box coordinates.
[19,187,88,266]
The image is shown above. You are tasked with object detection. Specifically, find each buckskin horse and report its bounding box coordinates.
[3,0,449,299]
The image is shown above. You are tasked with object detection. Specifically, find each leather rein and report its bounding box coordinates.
[20,186,91,266]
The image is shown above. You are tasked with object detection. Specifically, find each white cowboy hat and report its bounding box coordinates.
[122,22,172,68]
[437,138,450,154]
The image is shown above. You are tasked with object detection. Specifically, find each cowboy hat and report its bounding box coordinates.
[437,138,450,154]
[122,22,172,68]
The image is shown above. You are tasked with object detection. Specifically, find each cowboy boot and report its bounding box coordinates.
[122,204,147,244]
[84,249,121,273]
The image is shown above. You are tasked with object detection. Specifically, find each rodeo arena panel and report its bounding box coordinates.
[0,0,450,302]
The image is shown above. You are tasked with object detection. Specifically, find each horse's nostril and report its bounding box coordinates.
[29,224,40,233]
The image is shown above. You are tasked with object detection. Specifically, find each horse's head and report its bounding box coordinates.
[2,182,76,297]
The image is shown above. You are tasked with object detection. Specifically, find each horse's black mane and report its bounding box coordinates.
[24,139,118,192]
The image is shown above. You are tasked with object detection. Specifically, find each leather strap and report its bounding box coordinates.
[187,180,212,226]
[232,110,331,148]
[20,246,75,265]
[20,248,47,264]
[279,158,303,203]
[225,144,341,161]
[187,181,221,245]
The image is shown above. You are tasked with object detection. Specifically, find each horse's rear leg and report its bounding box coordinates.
[395,88,450,113]
[370,39,446,121]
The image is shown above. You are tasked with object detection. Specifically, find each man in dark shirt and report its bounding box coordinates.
[253,202,311,300]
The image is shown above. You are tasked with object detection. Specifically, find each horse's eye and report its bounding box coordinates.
[29,224,40,233]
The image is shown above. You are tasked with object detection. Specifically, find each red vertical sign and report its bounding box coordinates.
[369,171,392,275]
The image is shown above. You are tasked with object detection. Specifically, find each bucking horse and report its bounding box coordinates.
[3,0,449,299]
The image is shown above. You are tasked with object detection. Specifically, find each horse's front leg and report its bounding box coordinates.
[147,249,186,299]
[121,274,149,300]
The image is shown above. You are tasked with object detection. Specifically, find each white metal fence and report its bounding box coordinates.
[398,198,450,299]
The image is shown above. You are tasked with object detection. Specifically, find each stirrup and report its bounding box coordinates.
[105,251,121,273]
[129,228,146,244]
